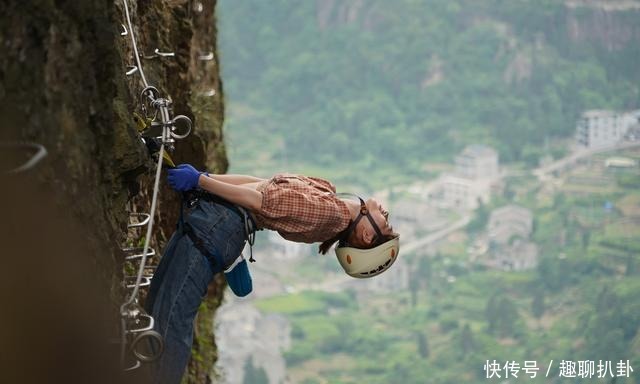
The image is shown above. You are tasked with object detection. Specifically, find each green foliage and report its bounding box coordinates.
[417,331,430,358]
[467,199,489,233]
[218,2,640,382]
[485,293,522,338]
[255,290,354,315]
[219,0,639,184]
[531,289,545,321]
[616,173,640,189]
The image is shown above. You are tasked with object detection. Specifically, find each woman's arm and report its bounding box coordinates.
[206,174,265,185]
[198,174,263,211]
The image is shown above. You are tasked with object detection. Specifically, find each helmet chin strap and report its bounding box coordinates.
[336,193,384,247]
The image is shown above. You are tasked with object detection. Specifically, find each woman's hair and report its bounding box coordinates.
[318,229,348,254]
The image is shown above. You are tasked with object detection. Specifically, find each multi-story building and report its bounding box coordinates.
[487,204,533,244]
[428,144,499,210]
[575,109,640,148]
[477,205,538,271]
[455,144,499,180]
[439,174,491,210]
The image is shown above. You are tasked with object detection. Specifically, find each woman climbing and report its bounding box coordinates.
[145,163,399,384]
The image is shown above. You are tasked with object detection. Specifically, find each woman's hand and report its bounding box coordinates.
[167,164,203,191]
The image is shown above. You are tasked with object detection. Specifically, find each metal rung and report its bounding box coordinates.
[124,271,154,279]
[127,213,150,228]
[198,52,214,61]
[154,48,175,57]
[125,276,151,289]
[126,65,138,76]
[122,247,156,260]
[126,313,155,334]
[124,360,141,372]
[1,142,48,174]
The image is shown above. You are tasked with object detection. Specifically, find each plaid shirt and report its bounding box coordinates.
[253,174,351,243]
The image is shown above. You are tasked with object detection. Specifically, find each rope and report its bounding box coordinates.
[119,0,174,369]
[120,128,165,310]
[117,0,194,370]
[122,0,149,88]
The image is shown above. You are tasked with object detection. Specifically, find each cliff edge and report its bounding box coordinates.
[0,1,226,383]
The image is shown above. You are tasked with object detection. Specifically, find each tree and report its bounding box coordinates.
[409,269,420,307]
[467,199,489,233]
[485,293,500,334]
[417,331,430,358]
[459,324,475,356]
[581,229,591,250]
[496,296,519,338]
[531,289,545,328]
[625,253,636,276]
[486,293,520,338]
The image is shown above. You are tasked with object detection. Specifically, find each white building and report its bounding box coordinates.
[427,144,500,210]
[575,109,640,148]
[476,205,538,271]
[455,144,499,180]
[439,174,491,210]
[487,204,533,244]
[486,240,538,271]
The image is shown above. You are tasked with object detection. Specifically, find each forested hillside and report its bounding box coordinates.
[214,2,640,383]
[218,0,640,187]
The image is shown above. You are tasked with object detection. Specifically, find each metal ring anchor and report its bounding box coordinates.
[139,86,161,121]
[169,115,192,139]
[130,330,164,363]
[1,142,47,174]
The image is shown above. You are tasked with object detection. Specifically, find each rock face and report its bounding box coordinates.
[0,1,226,383]
[565,0,640,51]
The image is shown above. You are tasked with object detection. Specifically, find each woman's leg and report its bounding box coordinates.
[145,230,182,313]
[146,235,212,384]
[145,200,246,384]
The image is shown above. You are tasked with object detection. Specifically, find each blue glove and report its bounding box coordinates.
[167,163,201,191]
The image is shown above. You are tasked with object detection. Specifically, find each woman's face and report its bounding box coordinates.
[350,198,395,247]
[365,198,394,237]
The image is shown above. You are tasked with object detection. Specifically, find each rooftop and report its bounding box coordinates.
[460,144,497,158]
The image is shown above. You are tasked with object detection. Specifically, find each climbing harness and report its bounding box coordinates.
[1,142,47,174]
[181,190,259,263]
[117,0,194,372]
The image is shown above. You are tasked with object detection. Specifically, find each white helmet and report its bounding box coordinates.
[336,235,400,278]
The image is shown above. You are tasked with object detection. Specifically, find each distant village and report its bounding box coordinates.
[345,108,640,293]
[216,109,640,383]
